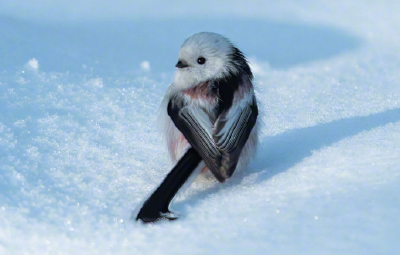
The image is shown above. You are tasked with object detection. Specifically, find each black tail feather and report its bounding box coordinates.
[135,148,202,223]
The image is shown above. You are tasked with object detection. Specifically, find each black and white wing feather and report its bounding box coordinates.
[168,94,258,182]
[212,95,258,178]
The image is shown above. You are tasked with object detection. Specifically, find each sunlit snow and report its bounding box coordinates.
[0,1,399,254]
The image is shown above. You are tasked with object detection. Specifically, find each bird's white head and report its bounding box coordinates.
[173,32,249,90]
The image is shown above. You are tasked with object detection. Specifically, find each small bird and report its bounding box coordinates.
[135,32,259,223]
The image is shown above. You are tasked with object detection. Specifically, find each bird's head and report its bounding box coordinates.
[173,32,252,90]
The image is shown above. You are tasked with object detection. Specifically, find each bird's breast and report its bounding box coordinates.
[183,81,218,100]
[182,81,219,117]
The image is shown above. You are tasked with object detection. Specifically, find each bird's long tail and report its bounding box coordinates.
[134,147,202,223]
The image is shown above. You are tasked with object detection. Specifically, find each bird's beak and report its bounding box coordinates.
[176,60,189,68]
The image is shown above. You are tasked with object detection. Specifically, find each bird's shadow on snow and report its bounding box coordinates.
[250,107,400,178]
[175,107,400,213]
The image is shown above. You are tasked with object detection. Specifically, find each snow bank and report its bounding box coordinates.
[0,1,400,254]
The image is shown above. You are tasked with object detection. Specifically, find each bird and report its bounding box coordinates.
[134,32,259,223]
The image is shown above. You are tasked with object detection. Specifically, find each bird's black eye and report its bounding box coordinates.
[197,57,206,65]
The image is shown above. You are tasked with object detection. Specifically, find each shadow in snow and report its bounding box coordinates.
[250,107,400,179]
[175,108,400,212]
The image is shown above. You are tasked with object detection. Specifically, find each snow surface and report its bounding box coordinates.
[1,1,400,254]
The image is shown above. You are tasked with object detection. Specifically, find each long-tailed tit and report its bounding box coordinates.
[135,32,258,223]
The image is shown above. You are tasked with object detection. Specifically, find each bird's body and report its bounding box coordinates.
[135,32,259,222]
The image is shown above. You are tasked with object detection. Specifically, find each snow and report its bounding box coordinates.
[26,58,39,71]
[1,1,400,254]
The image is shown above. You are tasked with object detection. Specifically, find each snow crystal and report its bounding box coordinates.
[85,78,103,88]
[26,58,39,71]
[140,61,151,71]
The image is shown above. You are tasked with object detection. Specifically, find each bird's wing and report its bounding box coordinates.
[168,99,225,181]
[168,94,258,182]
[212,94,258,178]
